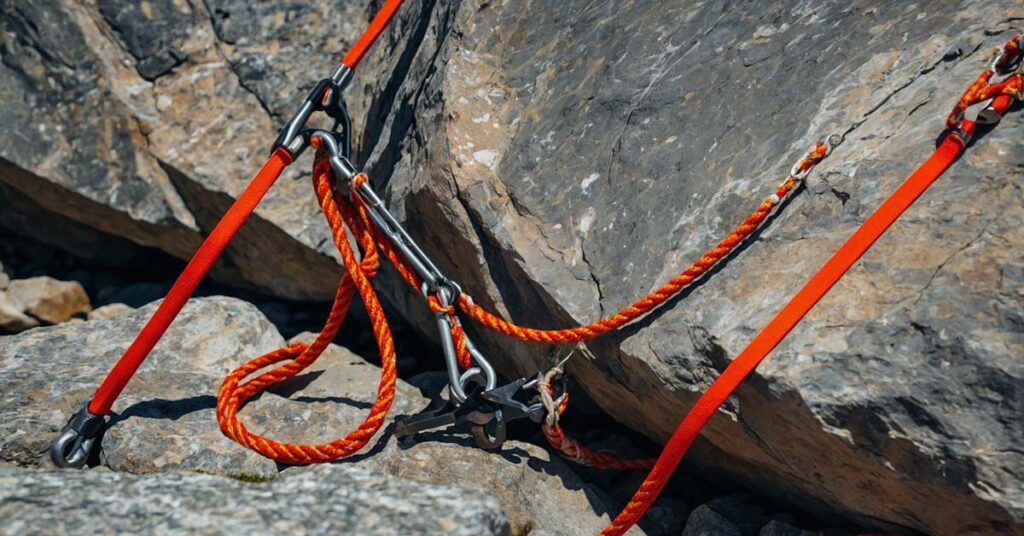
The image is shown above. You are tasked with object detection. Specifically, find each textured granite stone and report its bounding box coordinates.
[0,464,510,535]
[0,303,626,533]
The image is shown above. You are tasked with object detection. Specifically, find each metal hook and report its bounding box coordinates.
[271,65,354,157]
[790,133,843,179]
[49,404,107,469]
[990,35,1022,75]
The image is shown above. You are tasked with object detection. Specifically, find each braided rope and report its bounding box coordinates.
[601,38,1023,536]
[458,142,829,344]
[947,36,1023,130]
[216,155,397,464]
[538,366,655,471]
[214,139,830,467]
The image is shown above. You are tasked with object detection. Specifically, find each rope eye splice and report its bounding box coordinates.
[945,34,1023,143]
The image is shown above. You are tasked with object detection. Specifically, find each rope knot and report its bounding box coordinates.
[428,296,455,315]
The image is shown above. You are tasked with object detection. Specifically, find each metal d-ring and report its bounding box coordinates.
[49,404,107,469]
[305,129,358,180]
[50,429,95,468]
[790,133,843,180]
[470,410,507,450]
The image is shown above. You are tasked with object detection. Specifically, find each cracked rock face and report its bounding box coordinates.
[1,1,1022,534]
[0,464,511,535]
[351,2,1024,535]
[0,0,354,300]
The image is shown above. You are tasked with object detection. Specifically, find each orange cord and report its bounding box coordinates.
[216,151,398,464]
[457,144,829,345]
[215,31,1019,536]
[599,46,1020,536]
[342,0,405,69]
[213,141,830,466]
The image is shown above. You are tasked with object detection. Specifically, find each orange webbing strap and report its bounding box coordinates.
[600,95,1017,536]
[216,153,397,464]
[89,149,292,415]
[342,0,405,69]
[457,142,832,345]
[85,0,407,417]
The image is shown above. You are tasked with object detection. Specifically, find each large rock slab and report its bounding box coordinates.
[0,296,285,473]
[0,464,510,535]
[350,1,1024,535]
[0,0,355,300]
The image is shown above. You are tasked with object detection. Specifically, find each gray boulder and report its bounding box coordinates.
[353,2,1024,535]
[359,382,632,535]
[0,0,353,300]
[682,505,745,536]
[0,296,285,473]
[0,464,510,535]
[0,299,630,534]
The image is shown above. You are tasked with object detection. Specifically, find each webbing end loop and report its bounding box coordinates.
[50,404,107,469]
[936,125,971,149]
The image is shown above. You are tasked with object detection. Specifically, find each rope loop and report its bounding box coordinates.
[216,152,397,465]
[455,136,839,346]
[947,35,1023,130]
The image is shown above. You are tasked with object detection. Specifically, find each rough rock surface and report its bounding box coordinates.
[0,296,285,474]
[0,465,510,536]
[0,298,629,533]
[359,378,634,536]
[87,302,135,320]
[4,276,91,323]
[0,0,358,300]
[2,1,1022,535]
[351,3,1024,535]
[0,291,38,332]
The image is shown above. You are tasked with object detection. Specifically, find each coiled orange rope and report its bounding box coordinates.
[217,148,398,464]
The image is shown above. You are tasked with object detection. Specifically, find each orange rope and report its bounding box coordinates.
[214,140,832,465]
[215,33,1021,535]
[458,142,830,344]
[600,40,1021,536]
[216,150,398,464]
[541,387,655,471]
